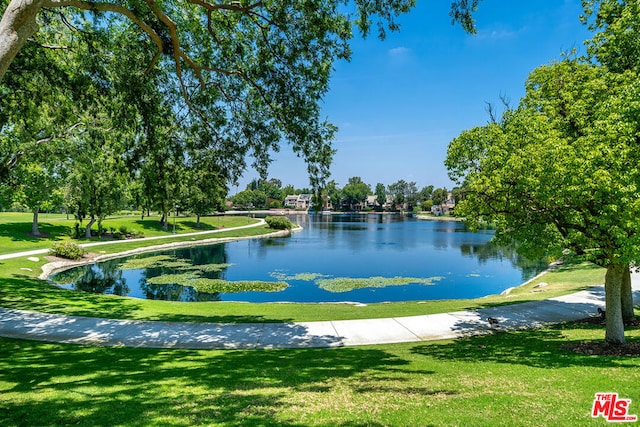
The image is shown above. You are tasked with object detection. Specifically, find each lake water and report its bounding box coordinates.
[51,214,546,303]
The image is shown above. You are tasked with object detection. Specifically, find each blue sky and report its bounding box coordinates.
[239,0,593,192]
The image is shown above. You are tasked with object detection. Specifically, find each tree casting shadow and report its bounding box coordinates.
[411,322,640,370]
[0,339,439,426]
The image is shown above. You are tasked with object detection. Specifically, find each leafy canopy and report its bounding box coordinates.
[447,59,640,266]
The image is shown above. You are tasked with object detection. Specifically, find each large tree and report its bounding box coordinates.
[446,59,640,346]
[1,0,480,188]
[66,122,130,238]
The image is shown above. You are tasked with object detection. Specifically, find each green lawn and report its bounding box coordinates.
[1,322,638,426]
[0,212,259,255]
[0,212,637,426]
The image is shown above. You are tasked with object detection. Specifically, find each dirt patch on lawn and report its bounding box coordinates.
[562,316,640,356]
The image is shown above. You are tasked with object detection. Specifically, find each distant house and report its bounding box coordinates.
[284,194,312,210]
[284,195,299,208]
[384,195,394,211]
[366,195,378,209]
[431,192,456,216]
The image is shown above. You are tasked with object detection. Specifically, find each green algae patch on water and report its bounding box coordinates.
[269,272,328,282]
[316,276,443,293]
[145,274,288,293]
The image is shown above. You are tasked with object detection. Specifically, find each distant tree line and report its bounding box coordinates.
[230,176,462,213]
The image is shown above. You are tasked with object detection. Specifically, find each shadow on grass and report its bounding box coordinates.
[552,261,604,273]
[411,323,639,369]
[178,220,217,231]
[0,275,146,320]
[132,218,180,234]
[131,219,217,234]
[0,222,72,243]
[0,275,294,324]
[0,339,427,426]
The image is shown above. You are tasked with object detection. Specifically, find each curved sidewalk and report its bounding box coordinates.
[0,218,267,261]
[1,283,638,349]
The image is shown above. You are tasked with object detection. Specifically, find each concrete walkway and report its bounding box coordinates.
[1,284,638,349]
[0,219,266,261]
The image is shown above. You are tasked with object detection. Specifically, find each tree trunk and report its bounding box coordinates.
[0,0,44,82]
[31,206,40,236]
[604,262,626,346]
[196,214,201,228]
[621,265,635,322]
[161,212,168,231]
[85,216,96,238]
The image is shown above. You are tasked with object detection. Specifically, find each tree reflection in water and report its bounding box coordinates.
[459,241,547,281]
[138,281,221,302]
[55,259,130,296]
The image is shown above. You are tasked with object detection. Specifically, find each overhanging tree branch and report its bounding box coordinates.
[42,0,164,73]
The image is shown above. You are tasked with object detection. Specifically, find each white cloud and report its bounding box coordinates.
[387,46,414,66]
[388,46,411,57]
[474,25,528,41]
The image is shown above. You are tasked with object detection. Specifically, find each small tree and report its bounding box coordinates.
[342,177,371,211]
[12,162,61,236]
[265,216,293,230]
[431,188,448,207]
[387,180,407,211]
[374,183,386,211]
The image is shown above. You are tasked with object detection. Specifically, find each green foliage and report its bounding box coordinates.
[144,273,288,293]
[232,189,267,209]
[444,14,640,343]
[269,200,282,209]
[421,199,433,211]
[341,176,371,209]
[265,216,293,230]
[387,179,419,210]
[181,278,288,294]
[447,59,640,264]
[316,276,442,293]
[270,272,327,281]
[582,0,640,73]
[431,188,449,206]
[374,183,386,210]
[49,241,84,260]
[118,255,176,270]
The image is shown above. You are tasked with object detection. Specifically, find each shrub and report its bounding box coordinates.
[265,216,293,230]
[50,241,85,260]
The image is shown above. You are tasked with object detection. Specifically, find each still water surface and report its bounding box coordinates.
[52,214,545,303]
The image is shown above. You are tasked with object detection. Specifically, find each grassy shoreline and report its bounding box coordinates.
[0,213,606,323]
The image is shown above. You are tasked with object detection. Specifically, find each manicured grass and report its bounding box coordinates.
[0,212,259,255]
[0,320,638,426]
